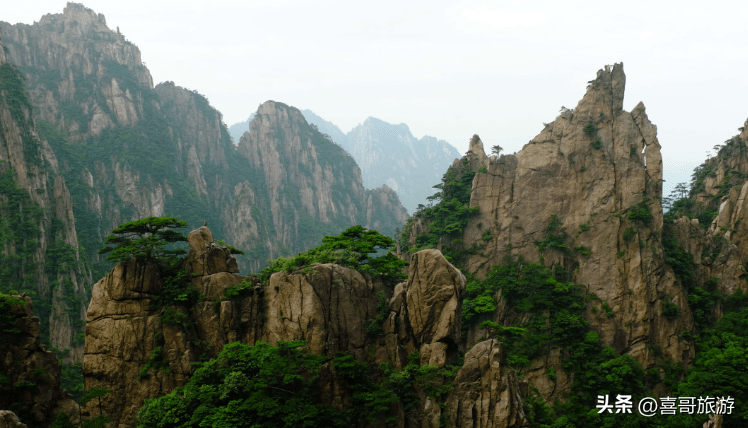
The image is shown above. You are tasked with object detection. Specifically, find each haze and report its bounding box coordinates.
[3,0,747,197]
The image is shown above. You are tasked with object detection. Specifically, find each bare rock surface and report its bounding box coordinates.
[412,64,694,401]
[0,295,80,426]
[0,412,27,428]
[83,226,524,427]
[262,263,386,359]
[445,339,529,428]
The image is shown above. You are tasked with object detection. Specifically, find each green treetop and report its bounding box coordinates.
[97,216,188,264]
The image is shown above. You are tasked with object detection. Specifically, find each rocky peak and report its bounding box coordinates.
[38,3,111,36]
[1,3,153,97]
[184,226,239,275]
[237,100,407,254]
[409,63,692,401]
[575,62,626,120]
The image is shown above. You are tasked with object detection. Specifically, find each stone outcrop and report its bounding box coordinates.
[408,64,694,400]
[0,295,79,427]
[0,412,27,428]
[445,340,528,428]
[263,263,386,359]
[83,226,521,427]
[82,226,253,426]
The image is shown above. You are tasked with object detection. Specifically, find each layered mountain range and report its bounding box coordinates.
[0,3,406,362]
[1,2,747,428]
[230,110,461,214]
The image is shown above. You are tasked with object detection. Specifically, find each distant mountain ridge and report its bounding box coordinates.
[0,2,408,361]
[230,110,462,213]
[228,112,255,144]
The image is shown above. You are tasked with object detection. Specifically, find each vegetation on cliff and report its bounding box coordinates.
[259,225,407,287]
[136,340,460,427]
[397,157,482,264]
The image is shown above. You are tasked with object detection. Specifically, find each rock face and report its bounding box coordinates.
[0,33,90,361]
[263,264,387,359]
[445,340,529,428]
[238,101,408,254]
[298,110,461,214]
[0,412,28,428]
[407,64,694,400]
[0,295,79,427]
[404,249,465,366]
[0,3,408,356]
[235,110,462,214]
[664,117,748,318]
[344,117,461,214]
[83,226,520,427]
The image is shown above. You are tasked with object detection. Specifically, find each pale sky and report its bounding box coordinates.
[3,1,748,197]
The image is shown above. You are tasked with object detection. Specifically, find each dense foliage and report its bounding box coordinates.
[398,158,482,264]
[136,340,350,427]
[98,216,189,264]
[136,340,459,427]
[258,225,407,287]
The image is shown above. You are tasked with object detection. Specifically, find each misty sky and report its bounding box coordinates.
[4,1,748,197]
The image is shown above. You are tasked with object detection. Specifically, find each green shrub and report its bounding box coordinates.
[584,121,596,137]
[579,223,590,232]
[137,341,354,427]
[574,246,591,256]
[365,291,389,336]
[623,227,638,242]
[398,159,482,264]
[138,347,166,379]
[536,215,568,252]
[662,298,680,320]
[260,225,407,287]
[0,293,27,334]
[52,411,76,428]
[628,201,653,225]
[602,301,614,318]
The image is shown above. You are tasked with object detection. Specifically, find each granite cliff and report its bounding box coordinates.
[0,3,407,359]
[237,101,408,254]
[0,33,90,362]
[0,294,79,427]
[402,63,694,402]
[81,225,527,427]
[231,109,462,214]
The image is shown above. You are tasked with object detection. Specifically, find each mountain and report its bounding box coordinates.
[78,63,748,427]
[233,110,462,214]
[300,109,350,150]
[344,117,461,214]
[0,33,91,361]
[402,63,694,404]
[0,2,407,361]
[236,101,407,254]
[227,112,254,144]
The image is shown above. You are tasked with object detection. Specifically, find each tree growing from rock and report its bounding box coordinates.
[98,216,188,264]
[259,225,408,287]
